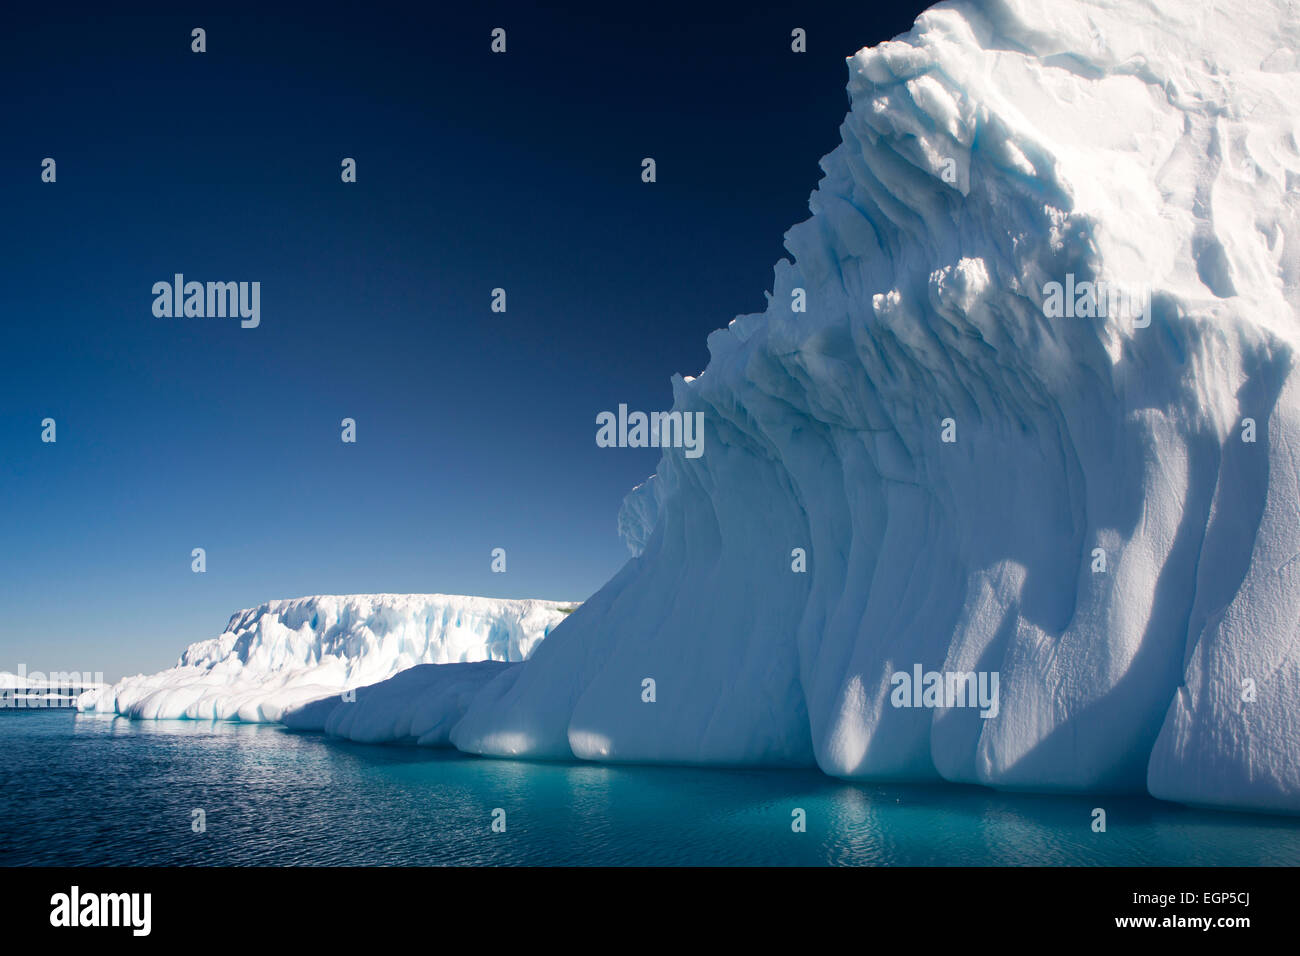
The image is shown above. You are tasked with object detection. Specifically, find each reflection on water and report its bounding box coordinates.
[0,710,1296,866]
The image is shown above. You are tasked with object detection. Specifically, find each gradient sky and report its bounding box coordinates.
[0,1,928,679]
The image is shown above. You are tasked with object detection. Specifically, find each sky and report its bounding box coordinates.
[0,0,929,679]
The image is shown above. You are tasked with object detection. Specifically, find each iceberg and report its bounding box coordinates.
[448,0,1300,812]
[102,0,1300,815]
[78,594,573,722]
[281,661,516,746]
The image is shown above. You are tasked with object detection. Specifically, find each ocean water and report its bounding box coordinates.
[1,709,1296,866]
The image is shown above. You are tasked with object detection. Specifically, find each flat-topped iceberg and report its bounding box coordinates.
[78,594,573,722]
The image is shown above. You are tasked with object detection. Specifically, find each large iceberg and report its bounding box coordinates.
[78,594,573,722]
[316,0,1297,814]
[107,0,1300,815]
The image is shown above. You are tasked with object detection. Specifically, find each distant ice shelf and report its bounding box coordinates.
[77,594,574,723]
[2,670,104,708]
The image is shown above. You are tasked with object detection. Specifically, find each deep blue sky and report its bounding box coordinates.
[0,1,928,679]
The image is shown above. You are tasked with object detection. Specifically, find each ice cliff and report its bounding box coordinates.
[78,594,572,722]
[448,0,1300,813]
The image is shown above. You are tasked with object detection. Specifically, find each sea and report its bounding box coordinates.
[2,709,1297,866]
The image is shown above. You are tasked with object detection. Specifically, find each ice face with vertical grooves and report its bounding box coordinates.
[444,0,1300,812]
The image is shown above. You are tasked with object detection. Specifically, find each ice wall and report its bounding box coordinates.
[446,0,1300,812]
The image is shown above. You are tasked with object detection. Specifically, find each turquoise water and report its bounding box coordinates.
[1,710,1297,866]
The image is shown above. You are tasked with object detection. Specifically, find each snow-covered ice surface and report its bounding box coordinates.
[96,0,1300,814]
[452,0,1300,812]
[281,661,516,745]
[78,595,572,723]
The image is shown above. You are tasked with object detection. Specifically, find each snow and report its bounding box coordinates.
[77,595,573,722]
[93,0,1300,814]
[281,661,515,745]
[444,0,1300,813]
[617,477,660,556]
